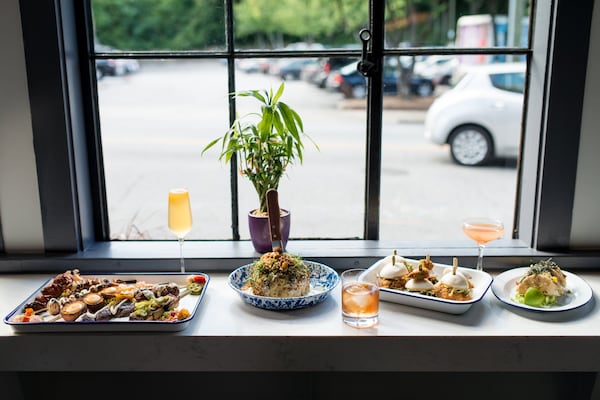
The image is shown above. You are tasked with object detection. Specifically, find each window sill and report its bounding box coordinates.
[2,239,599,273]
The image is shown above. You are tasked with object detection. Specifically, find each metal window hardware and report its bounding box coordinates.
[357,29,377,77]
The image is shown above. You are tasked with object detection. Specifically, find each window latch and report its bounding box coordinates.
[357,29,377,77]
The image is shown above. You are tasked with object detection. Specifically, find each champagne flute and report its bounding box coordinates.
[461,217,504,271]
[168,188,192,273]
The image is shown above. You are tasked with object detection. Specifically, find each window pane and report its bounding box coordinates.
[97,60,231,240]
[234,0,368,50]
[233,59,366,239]
[380,57,524,240]
[384,0,530,49]
[92,0,226,51]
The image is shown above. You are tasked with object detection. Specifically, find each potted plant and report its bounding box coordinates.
[202,82,318,253]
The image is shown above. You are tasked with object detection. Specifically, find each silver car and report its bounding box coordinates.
[424,62,525,166]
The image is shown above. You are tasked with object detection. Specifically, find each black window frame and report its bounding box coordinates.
[4,0,599,273]
[87,0,531,242]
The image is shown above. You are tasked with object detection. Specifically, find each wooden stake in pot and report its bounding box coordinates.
[266,189,284,253]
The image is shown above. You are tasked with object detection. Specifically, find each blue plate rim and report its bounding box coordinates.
[228,260,339,305]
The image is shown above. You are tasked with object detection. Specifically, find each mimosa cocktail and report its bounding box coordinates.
[168,188,192,273]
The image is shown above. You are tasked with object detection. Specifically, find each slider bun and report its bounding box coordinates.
[440,273,470,290]
[405,278,434,292]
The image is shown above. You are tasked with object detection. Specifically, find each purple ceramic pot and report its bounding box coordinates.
[248,209,290,253]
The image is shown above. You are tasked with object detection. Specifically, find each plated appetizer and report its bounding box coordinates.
[377,250,410,289]
[9,269,206,323]
[378,251,436,290]
[404,259,437,293]
[431,258,473,301]
[245,249,311,297]
[513,259,569,307]
[364,253,493,314]
[376,252,477,301]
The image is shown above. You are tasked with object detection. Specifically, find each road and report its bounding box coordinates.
[97,60,517,242]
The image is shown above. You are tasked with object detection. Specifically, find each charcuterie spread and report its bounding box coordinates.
[8,269,207,324]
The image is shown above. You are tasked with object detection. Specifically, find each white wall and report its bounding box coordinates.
[571,0,600,249]
[0,0,44,252]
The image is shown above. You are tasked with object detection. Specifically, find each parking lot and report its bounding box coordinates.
[97,59,517,242]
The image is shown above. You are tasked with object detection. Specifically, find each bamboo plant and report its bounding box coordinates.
[202,82,318,214]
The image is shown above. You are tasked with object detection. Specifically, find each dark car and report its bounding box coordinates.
[312,57,359,88]
[334,61,435,98]
[270,58,317,80]
[94,43,140,79]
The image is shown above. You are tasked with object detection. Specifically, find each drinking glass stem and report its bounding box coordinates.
[178,237,185,273]
[476,244,485,271]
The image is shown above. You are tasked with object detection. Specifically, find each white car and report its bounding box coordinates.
[414,55,459,85]
[424,62,525,166]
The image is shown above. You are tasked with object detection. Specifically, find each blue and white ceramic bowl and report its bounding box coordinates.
[228,260,339,310]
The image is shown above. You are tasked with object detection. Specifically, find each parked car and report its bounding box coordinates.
[94,43,141,78]
[424,62,526,166]
[311,57,359,88]
[270,58,318,80]
[332,61,435,98]
[414,55,460,85]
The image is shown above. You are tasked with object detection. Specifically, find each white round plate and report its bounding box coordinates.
[228,261,339,310]
[491,267,593,312]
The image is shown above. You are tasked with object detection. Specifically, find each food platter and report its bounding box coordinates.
[4,272,209,333]
[491,267,593,312]
[228,261,339,310]
[360,256,493,314]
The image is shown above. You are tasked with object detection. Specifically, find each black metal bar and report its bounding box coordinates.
[534,0,593,250]
[225,0,240,241]
[363,0,385,240]
[80,0,111,241]
[91,47,529,61]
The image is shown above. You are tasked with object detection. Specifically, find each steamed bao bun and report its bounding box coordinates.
[442,267,471,280]
[432,258,473,301]
[405,277,434,292]
[377,254,410,289]
[439,272,470,291]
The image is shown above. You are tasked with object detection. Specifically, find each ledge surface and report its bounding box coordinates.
[0,270,599,372]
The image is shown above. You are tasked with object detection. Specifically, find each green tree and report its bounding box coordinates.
[92,0,224,51]
[234,0,368,48]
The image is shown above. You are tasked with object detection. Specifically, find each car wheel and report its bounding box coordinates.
[448,125,493,166]
[417,81,433,97]
[352,84,367,98]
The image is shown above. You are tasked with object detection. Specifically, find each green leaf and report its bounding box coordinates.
[272,111,284,135]
[201,137,222,155]
[277,102,299,138]
[272,82,285,104]
[237,89,267,105]
[257,107,273,140]
[289,107,304,132]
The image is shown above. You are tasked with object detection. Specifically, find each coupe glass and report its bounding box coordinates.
[168,188,192,273]
[462,217,504,271]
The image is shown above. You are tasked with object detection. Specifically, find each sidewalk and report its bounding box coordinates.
[339,95,432,122]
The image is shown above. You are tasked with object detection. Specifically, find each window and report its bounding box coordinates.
[88,0,530,243]
[490,72,525,93]
[4,0,598,271]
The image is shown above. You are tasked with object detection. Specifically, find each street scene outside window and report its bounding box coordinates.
[91,0,530,243]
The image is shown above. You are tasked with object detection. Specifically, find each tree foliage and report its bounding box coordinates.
[92,0,225,50]
[92,0,514,51]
